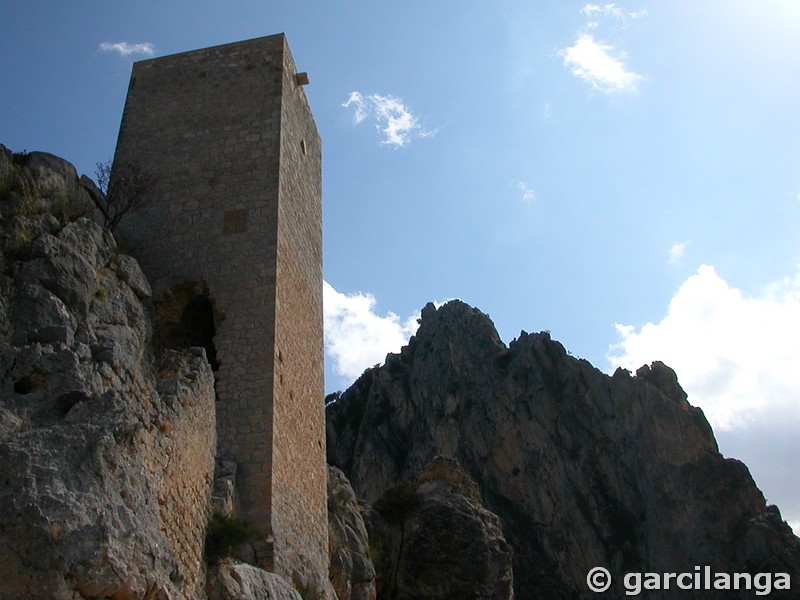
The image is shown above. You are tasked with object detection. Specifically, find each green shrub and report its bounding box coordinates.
[295,582,324,600]
[11,150,28,165]
[373,480,419,525]
[373,480,421,598]
[327,485,352,517]
[0,167,30,202]
[204,513,261,563]
[3,218,36,260]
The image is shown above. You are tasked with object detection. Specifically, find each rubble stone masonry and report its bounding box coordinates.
[112,34,327,586]
[142,351,217,599]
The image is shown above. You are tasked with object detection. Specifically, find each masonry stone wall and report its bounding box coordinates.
[112,34,328,590]
[142,350,217,599]
[271,46,327,581]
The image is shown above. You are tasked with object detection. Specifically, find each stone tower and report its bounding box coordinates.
[112,34,328,587]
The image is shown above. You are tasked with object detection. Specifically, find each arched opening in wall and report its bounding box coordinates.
[153,281,223,372]
[178,296,220,370]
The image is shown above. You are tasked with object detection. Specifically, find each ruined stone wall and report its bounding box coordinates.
[113,34,328,587]
[141,350,217,599]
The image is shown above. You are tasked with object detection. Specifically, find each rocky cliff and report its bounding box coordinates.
[0,145,304,600]
[0,145,218,599]
[327,301,800,598]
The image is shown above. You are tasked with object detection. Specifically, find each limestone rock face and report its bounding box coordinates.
[327,300,800,599]
[0,202,217,597]
[0,145,102,224]
[327,465,377,600]
[207,561,302,600]
[366,457,514,600]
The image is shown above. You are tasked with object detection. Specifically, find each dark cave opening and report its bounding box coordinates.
[176,296,219,371]
[13,376,37,394]
[153,283,222,373]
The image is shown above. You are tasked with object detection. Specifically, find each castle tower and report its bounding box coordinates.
[112,34,327,586]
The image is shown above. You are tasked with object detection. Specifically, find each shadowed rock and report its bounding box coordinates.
[366,457,514,600]
[327,300,800,599]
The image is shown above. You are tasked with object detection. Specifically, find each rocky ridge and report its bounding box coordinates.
[326,301,800,598]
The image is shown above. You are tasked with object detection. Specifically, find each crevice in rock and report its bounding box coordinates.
[13,375,38,394]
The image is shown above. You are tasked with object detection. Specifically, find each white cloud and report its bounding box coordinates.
[609,264,800,430]
[581,3,625,20]
[668,240,690,265]
[323,281,420,379]
[516,181,537,203]
[343,91,369,124]
[99,42,155,57]
[581,3,647,23]
[561,4,644,93]
[342,91,435,147]
[560,33,641,93]
[610,264,800,524]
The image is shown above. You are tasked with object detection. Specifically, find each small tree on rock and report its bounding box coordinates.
[94,159,158,232]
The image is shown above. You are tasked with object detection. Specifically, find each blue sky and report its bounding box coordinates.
[2,1,799,527]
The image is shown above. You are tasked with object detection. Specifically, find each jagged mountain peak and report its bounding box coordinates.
[413,300,505,348]
[327,298,800,598]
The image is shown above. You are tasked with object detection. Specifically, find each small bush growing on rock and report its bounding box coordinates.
[374,480,420,598]
[94,159,158,232]
[2,217,36,260]
[204,512,261,563]
[327,485,352,518]
[11,150,29,165]
[373,480,419,525]
[294,582,324,600]
[13,191,41,214]
[0,164,37,203]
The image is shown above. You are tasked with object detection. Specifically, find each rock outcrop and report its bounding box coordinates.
[365,457,514,600]
[0,146,219,599]
[327,300,800,598]
[327,466,378,600]
[207,561,302,600]
[0,145,102,227]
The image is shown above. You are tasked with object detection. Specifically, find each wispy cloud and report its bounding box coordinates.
[323,281,420,380]
[343,91,435,147]
[668,240,690,265]
[99,42,155,57]
[581,3,646,22]
[560,4,644,94]
[609,264,800,431]
[581,3,626,21]
[560,34,641,93]
[516,181,537,204]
